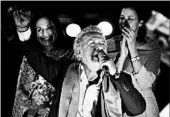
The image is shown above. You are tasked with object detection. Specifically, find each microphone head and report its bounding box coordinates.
[98,49,110,62]
[102,65,109,71]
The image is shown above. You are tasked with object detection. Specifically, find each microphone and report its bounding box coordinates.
[98,49,110,75]
[98,49,110,62]
[98,49,110,93]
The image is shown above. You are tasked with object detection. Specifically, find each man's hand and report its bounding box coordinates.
[12,8,31,32]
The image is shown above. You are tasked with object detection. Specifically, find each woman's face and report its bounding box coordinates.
[36,17,57,47]
[119,8,142,34]
[79,33,107,72]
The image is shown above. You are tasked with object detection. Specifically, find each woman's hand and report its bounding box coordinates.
[12,9,31,32]
[122,27,138,58]
[120,37,129,59]
[116,37,128,73]
[122,27,136,46]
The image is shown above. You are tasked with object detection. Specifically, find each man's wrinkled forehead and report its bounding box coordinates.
[82,32,106,43]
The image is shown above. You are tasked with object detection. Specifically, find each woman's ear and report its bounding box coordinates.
[139,20,144,27]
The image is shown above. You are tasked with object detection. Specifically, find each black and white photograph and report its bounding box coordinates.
[1,1,170,117]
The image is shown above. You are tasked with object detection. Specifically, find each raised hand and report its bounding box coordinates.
[115,37,128,74]
[11,8,31,32]
[122,27,136,47]
[120,37,129,59]
[122,27,138,58]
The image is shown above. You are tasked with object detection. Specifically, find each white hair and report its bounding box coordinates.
[73,25,106,61]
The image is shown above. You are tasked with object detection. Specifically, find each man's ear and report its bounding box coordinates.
[139,20,144,27]
[77,49,83,60]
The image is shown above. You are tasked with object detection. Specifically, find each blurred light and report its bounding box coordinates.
[59,14,73,24]
[66,23,81,37]
[84,13,100,19]
[146,10,169,35]
[160,103,169,117]
[97,21,113,36]
[59,17,73,24]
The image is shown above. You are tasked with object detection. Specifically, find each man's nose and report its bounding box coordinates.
[98,46,104,50]
[96,43,104,50]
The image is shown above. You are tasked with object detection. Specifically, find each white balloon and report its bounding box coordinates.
[66,23,81,37]
[97,21,113,36]
[160,103,169,117]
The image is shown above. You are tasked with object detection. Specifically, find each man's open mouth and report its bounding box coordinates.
[92,49,100,62]
[92,54,98,61]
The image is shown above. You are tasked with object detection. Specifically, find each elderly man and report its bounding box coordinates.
[58,25,146,117]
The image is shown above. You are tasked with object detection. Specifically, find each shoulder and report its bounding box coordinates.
[65,62,79,80]
[138,36,161,51]
[62,63,80,88]
[138,37,161,61]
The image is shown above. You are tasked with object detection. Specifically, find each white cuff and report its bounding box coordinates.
[17,27,31,42]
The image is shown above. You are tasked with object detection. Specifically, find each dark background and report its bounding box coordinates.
[1,1,170,117]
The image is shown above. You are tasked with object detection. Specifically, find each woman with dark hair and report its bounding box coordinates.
[11,7,74,117]
[107,5,161,117]
[30,11,68,48]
